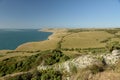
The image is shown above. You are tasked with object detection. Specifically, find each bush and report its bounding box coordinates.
[9,73,32,80]
[9,69,62,80]
[106,41,120,52]
[0,50,69,76]
[44,50,70,65]
[105,30,119,34]
[40,69,62,80]
[0,54,40,76]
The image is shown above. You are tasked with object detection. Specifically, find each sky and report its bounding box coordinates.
[0,0,120,28]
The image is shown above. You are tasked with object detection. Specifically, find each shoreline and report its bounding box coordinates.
[15,28,67,51]
[0,29,56,52]
[0,28,68,52]
[15,28,57,51]
[39,28,56,40]
[0,28,68,61]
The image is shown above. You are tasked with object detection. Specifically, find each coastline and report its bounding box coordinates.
[39,28,56,40]
[0,28,68,52]
[15,28,68,51]
[0,29,55,52]
[0,29,53,51]
[39,28,68,40]
[0,28,68,61]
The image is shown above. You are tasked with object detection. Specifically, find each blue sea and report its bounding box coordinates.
[0,29,52,50]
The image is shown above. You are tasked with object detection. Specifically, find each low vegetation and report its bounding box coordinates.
[8,69,62,80]
[43,50,70,65]
[61,31,113,49]
[0,50,70,77]
[1,28,120,80]
[62,47,106,55]
[105,41,120,52]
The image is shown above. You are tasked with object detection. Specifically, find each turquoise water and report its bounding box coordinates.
[0,29,52,50]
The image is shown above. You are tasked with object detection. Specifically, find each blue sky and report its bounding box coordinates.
[0,0,120,28]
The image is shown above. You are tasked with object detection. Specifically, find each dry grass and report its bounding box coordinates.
[89,71,120,80]
[70,69,92,80]
[61,31,113,49]
[16,29,68,51]
[0,29,69,61]
[15,39,59,51]
[111,38,120,42]
[62,51,82,58]
[0,50,38,61]
[116,31,120,35]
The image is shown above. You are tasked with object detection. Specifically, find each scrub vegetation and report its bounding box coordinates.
[0,50,69,77]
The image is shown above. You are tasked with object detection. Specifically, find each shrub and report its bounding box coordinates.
[9,73,32,80]
[0,50,69,76]
[9,69,62,80]
[40,69,62,80]
[44,50,70,65]
[106,41,120,52]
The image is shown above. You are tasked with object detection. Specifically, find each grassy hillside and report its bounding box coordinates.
[0,50,70,77]
[61,31,113,48]
[1,28,120,80]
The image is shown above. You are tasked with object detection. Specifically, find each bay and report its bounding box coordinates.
[0,29,52,50]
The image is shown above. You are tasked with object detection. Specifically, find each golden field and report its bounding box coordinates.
[61,31,114,49]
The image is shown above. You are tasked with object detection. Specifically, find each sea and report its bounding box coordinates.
[0,29,52,50]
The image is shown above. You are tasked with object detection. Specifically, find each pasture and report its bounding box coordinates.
[61,31,114,49]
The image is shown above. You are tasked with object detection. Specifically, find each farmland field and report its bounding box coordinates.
[61,31,114,49]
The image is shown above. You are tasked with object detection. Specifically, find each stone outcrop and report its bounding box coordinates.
[54,55,100,73]
[37,50,120,73]
[37,55,101,73]
[103,50,120,65]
